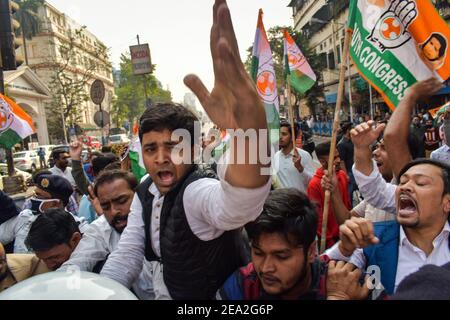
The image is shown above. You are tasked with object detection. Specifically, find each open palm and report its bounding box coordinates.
[184,0,266,131]
[351,121,386,149]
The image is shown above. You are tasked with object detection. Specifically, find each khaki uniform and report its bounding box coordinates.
[0,254,50,292]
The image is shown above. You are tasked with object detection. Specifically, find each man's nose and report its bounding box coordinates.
[155,149,169,165]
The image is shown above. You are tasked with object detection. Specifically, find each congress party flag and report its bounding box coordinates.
[0,94,35,149]
[251,9,280,144]
[283,29,317,94]
[349,0,450,110]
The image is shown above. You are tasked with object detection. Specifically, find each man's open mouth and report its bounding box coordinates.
[158,170,175,186]
[398,194,418,217]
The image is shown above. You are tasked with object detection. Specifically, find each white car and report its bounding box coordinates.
[0,164,32,190]
[109,134,130,145]
[13,151,40,172]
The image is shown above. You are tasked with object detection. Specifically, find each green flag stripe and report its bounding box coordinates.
[290,72,316,94]
[129,150,147,181]
[251,56,259,82]
[0,129,22,149]
[349,4,417,108]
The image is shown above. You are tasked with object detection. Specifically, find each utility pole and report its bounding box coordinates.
[137,34,149,103]
[348,54,354,123]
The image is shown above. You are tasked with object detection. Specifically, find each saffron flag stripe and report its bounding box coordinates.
[0,94,36,149]
[348,0,450,110]
[251,9,280,144]
[283,29,317,94]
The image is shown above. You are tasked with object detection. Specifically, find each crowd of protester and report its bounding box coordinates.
[2,0,450,301]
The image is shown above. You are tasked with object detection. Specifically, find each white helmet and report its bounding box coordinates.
[0,271,138,300]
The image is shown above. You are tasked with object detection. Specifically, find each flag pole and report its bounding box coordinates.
[320,27,352,254]
[286,75,297,151]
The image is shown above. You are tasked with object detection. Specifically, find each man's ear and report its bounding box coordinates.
[307,241,317,264]
[318,158,326,168]
[69,232,82,249]
[443,194,450,215]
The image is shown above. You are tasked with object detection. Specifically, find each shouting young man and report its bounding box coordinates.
[100,0,271,300]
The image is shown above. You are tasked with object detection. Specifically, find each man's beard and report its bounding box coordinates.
[110,214,128,234]
[276,255,310,298]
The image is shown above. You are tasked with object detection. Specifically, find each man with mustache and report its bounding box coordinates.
[59,170,138,272]
[352,78,443,215]
[59,170,154,299]
[218,189,369,300]
[326,159,450,296]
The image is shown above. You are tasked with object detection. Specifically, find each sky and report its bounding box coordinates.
[47,0,293,105]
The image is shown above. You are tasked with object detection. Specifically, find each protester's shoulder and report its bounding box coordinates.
[86,215,111,234]
[337,170,349,181]
[7,254,41,274]
[220,263,258,300]
[18,209,34,220]
[297,148,312,160]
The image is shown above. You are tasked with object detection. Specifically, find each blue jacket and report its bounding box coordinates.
[364,220,450,295]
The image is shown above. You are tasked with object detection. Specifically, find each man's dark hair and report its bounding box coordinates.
[92,153,119,176]
[407,133,422,160]
[25,209,80,252]
[280,120,298,139]
[52,149,68,161]
[422,33,447,61]
[340,122,352,134]
[139,103,199,146]
[94,169,138,197]
[101,146,112,153]
[315,142,331,158]
[91,151,102,159]
[399,159,450,196]
[245,189,317,251]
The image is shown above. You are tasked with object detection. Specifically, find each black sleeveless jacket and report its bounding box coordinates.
[136,166,246,300]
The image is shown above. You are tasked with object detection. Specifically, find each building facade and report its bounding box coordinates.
[4,66,52,146]
[18,1,115,140]
[288,0,450,121]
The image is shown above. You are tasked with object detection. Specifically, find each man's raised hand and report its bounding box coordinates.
[351,121,385,150]
[69,141,83,162]
[339,217,379,257]
[184,0,267,132]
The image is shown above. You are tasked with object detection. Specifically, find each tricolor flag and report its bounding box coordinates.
[251,9,280,144]
[0,94,35,149]
[283,30,317,94]
[129,136,147,182]
[349,0,450,110]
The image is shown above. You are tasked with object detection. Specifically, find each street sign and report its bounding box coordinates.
[130,44,152,75]
[90,80,105,105]
[145,98,153,109]
[94,110,110,128]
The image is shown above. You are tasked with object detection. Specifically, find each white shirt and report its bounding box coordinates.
[100,160,271,299]
[0,209,88,253]
[326,222,450,293]
[352,161,397,214]
[353,200,396,223]
[274,148,315,194]
[49,166,76,187]
[59,215,155,300]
